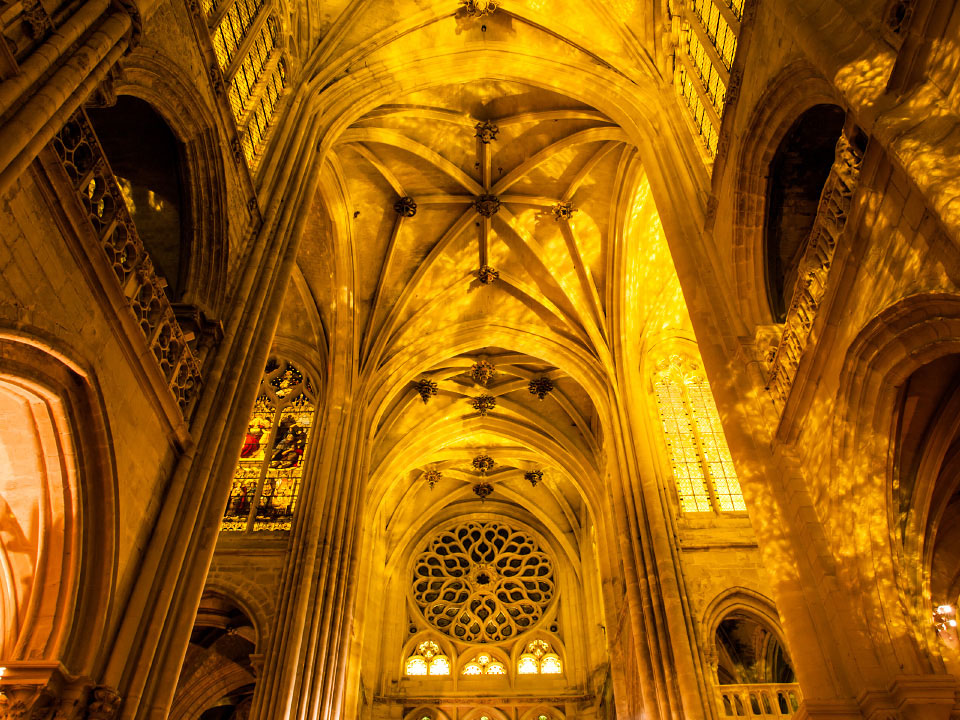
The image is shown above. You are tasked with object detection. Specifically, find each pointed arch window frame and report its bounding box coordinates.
[221,357,318,533]
[652,353,746,514]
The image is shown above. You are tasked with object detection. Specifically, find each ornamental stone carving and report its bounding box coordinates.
[460,0,497,18]
[394,196,417,217]
[411,520,555,641]
[474,120,499,144]
[474,194,500,217]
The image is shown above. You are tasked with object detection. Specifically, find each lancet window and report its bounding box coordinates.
[653,354,745,513]
[673,0,744,154]
[405,641,451,676]
[517,639,562,675]
[199,0,287,166]
[221,358,316,532]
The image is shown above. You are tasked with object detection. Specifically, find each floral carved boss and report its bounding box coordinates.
[412,520,555,642]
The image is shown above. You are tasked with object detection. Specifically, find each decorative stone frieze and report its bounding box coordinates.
[765,134,864,410]
[51,110,203,415]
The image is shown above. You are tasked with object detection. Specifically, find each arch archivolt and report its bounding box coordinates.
[0,331,117,675]
[701,587,790,660]
[826,293,960,677]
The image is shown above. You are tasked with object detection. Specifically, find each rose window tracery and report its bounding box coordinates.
[412,520,555,642]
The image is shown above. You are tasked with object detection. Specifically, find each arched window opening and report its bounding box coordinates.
[86,97,186,298]
[517,639,562,676]
[171,592,257,720]
[764,104,846,321]
[462,652,507,676]
[672,0,745,154]
[715,614,795,684]
[653,354,745,513]
[405,641,450,677]
[222,358,317,532]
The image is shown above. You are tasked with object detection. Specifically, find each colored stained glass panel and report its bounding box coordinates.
[221,358,316,533]
[223,393,274,531]
[253,393,314,531]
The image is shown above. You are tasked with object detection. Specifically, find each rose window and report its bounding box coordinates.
[411,520,555,642]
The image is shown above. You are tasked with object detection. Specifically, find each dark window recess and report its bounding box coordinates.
[764,104,846,322]
[87,97,188,299]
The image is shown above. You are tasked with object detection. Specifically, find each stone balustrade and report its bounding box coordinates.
[766,134,864,410]
[716,682,803,717]
[51,109,202,415]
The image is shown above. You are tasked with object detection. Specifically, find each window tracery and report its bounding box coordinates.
[411,520,555,642]
[222,358,316,532]
[405,640,451,676]
[517,639,562,675]
[653,354,745,513]
[462,652,506,676]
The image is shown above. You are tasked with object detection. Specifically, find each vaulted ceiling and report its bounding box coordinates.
[281,77,693,552]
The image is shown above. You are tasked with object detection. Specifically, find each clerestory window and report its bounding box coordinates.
[517,639,562,675]
[673,0,744,154]
[653,354,745,513]
[200,0,287,167]
[405,641,450,676]
[221,358,316,532]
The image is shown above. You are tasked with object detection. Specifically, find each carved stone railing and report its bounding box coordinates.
[51,109,202,415]
[765,134,864,409]
[716,683,803,717]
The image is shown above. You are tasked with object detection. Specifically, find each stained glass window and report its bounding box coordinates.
[517,640,562,675]
[228,19,278,122]
[200,0,285,170]
[221,357,317,532]
[241,57,286,164]
[653,354,745,514]
[210,0,266,69]
[674,0,742,155]
[405,641,450,677]
[461,653,507,676]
